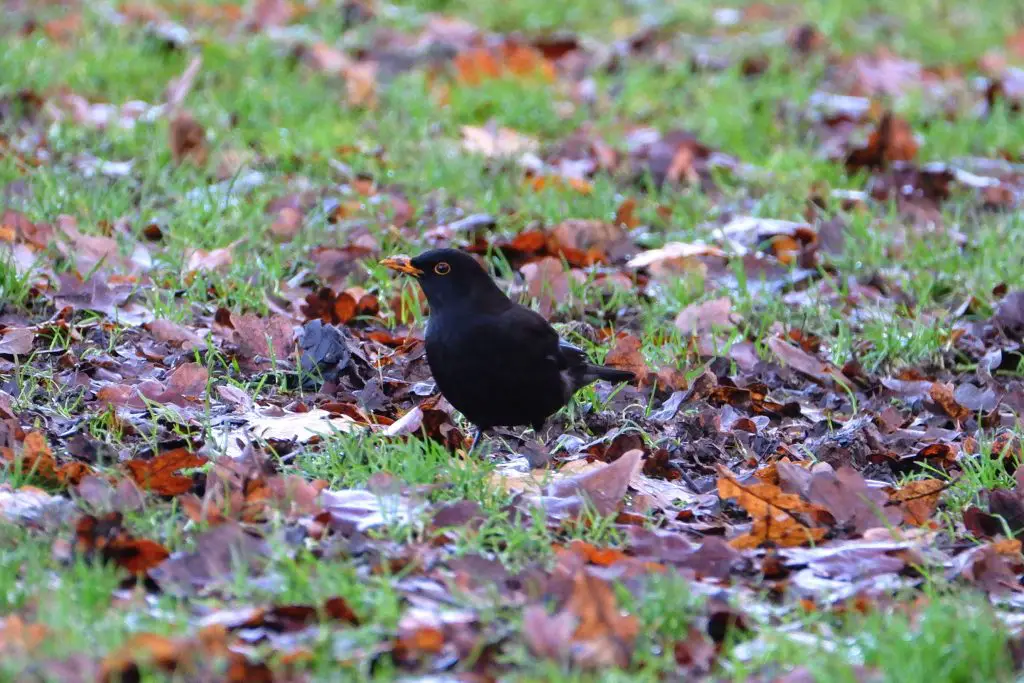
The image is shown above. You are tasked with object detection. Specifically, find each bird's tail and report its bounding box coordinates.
[588,365,635,383]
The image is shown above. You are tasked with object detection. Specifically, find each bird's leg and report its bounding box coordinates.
[467,427,487,455]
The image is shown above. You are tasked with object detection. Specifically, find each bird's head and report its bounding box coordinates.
[381,248,506,312]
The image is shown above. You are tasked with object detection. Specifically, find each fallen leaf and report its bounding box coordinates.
[150,523,269,595]
[461,124,538,158]
[805,466,901,534]
[124,448,207,496]
[232,313,295,362]
[929,381,971,422]
[717,465,827,548]
[0,327,34,355]
[767,335,850,388]
[269,207,303,242]
[674,297,734,335]
[145,319,204,350]
[74,512,170,574]
[520,257,572,318]
[550,218,626,256]
[890,478,945,525]
[604,333,648,384]
[343,61,378,108]
[247,0,293,30]
[2,432,92,486]
[846,112,918,171]
[547,448,644,516]
[185,242,239,274]
[169,111,208,166]
[564,569,640,668]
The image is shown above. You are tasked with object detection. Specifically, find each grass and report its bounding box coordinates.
[3,0,1024,680]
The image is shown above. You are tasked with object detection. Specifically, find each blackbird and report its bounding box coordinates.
[381,248,635,450]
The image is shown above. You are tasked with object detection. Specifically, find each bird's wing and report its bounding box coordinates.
[492,304,562,364]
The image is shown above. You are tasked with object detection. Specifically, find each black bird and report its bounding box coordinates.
[381,248,635,451]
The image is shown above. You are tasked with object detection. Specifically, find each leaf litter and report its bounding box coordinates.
[2,0,1024,680]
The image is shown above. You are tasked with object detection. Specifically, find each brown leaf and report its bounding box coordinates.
[952,543,1022,595]
[674,297,734,335]
[145,319,203,350]
[846,112,918,171]
[343,61,378,109]
[161,362,209,399]
[550,218,625,256]
[2,432,92,486]
[564,569,639,668]
[150,522,269,595]
[124,448,207,496]
[929,381,970,422]
[184,244,235,274]
[54,215,123,275]
[43,12,82,42]
[247,0,293,30]
[232,313,295,361]
[301,287,378,324]
[766,335,850,388]
[890,478,944,525]
[169,111,208,166]
[76,476,145,513]
[100,633,183,682]
[0,616,48,658]
[805,466,901,534]
[303,42,352,74]
[0,327,34,355]
[269,207,303,242]
[615,197,639,229]
[730,515,828,549]
[718,466,818,518]
[604,333,648,384]
[520,257,572,318]
[75,512,170,574]
[454,43,554,85]
[523,604,576,660]
[547,448,644,516]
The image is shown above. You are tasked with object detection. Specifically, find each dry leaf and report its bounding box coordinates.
[124,449,208,496]
[461,125,538,157]
[604,333,648,384]
[169,111,208,166]
[674,297,734,335]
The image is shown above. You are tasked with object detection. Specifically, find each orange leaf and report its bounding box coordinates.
[2,432,92,486]
[124,448,207,496]
[453,48,501,86]
[717,465,818,517]
[718,465,826,548]
[615,198,639,229]
[564,540,630,567]
[604,333,648,384]
[929,382,970,422]
[565,570,639,668]
[730,516,828,549]
[890,478,945,525]
[100,633,183,682]
[75,512,170,574]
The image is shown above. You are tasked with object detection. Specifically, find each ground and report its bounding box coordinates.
[2,0,1024,681]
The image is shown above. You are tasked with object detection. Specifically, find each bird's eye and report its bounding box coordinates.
[434,262,451,275]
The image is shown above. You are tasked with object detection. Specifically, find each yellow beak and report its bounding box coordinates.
[380,255,423,277]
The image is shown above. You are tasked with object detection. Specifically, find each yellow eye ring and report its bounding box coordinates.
[434,262,451,275]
